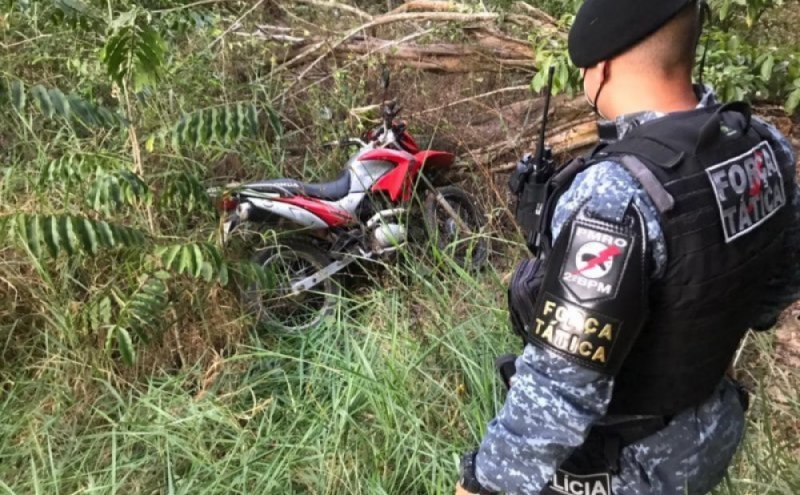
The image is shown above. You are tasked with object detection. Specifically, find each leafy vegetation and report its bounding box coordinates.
[1,0,798,494]
[527,0,800,113]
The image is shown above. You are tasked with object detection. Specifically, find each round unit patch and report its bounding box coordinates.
[561,224,632,301]
[573,241,620,279]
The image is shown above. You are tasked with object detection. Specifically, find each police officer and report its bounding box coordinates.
[456,0,800,494]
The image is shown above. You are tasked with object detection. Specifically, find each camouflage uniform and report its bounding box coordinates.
[475,87,800,495]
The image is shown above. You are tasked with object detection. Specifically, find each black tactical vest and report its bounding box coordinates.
[540,103,796,416]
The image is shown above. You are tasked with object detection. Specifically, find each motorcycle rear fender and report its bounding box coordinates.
[415,150,455,169]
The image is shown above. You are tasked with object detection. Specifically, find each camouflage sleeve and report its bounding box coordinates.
[475,162,666,494]
[750,121,800,328]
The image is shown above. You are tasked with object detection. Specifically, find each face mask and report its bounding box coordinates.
[583,66,609,120]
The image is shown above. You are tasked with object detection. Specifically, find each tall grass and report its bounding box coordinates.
[2,252,799,494]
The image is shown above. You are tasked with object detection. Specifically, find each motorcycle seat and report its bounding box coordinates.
[246,170,352,201]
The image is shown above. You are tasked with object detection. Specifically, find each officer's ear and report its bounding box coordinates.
[583,61,610,104]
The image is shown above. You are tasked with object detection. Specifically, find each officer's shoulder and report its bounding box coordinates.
[567,159,641,224]
[752,116,795,155]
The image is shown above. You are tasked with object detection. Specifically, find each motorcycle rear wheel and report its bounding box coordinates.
[423,185,488,269]
[244,239,340,333]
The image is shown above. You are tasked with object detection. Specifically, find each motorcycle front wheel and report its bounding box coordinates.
[243,239,340,333]
[423,185,488,269]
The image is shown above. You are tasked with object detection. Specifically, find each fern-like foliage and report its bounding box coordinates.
[0,77,127,128]
[156,242,229,284]
[158,171,210,213]
[39,153,128,186]
[107,275,169,364]
[5,214,146,260]
[102,9,166,91]
[51,0,101,30]
[37,154,149,212]
[88,170,150,213]
[84,294,113,334]
[147,103,260,150]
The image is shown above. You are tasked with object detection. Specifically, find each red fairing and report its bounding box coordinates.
[414,150,454,168]
[363,149,420,202]
[273,196,355,227]
[400,131,420,153]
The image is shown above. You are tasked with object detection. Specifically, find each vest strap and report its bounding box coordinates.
[617,155,676,214]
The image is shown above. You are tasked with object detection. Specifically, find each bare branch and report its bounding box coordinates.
[416,86,530,115]
[292,0,373,20]
[208,0,266,49]
[388,0,471,14]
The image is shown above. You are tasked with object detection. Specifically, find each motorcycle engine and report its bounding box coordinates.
[373,223,407,250]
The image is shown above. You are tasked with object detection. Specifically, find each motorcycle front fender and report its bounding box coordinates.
[222,212,241,244]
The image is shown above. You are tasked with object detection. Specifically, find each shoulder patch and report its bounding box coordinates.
[559,222,633,302]
[531,292,621,371]
[706,141,787,243]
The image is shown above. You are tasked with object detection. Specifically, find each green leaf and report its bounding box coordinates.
[248,104,261,136]
[786,88,800,115]
[761,56,775,82]
[58,216,78,255]
[31,85,54,118]
[11,79,26,112]
[49,88,71,118]
[191,244,204,277]
[43,216,61,257]
[95,220,115,247]
[76,217,98,254]
[23,214,43,260]
[159,244,182,270]
[199,261,214,282]
[115,326,136,365]
[178,245,192,275]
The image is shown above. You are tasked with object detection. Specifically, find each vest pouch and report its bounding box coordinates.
[516,181,549,250]
[508,258,547,340]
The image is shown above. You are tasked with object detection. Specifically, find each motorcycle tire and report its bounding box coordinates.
[423,185,488,269]
[243,238,340,333]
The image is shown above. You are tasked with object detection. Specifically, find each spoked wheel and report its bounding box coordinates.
[244,239,340,332]
[424,185,488,269]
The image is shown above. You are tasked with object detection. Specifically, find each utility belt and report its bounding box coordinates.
[495,356,750,495]
[538,417,667,495]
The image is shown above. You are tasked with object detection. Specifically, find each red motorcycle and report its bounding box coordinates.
[216,91,487,331]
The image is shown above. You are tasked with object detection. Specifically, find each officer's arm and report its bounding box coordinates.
[474,162,660,495]
[749,122,800,329]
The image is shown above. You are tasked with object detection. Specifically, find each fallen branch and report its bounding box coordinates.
[415,85,530,115]
[268,31,537,73]
[463,26,532,59]
[292,0,373,20]
[327,36,536,72]
[280,10,542,80]
[489,121,598,173]
[208,0,265,48]
[389,0,471,13]
[513,1,559,28]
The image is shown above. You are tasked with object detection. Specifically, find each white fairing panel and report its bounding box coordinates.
[333,192,366,216]
[348,153,394,193]
[248,198,329,229]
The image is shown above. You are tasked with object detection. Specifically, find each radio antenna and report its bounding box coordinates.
[534,66,556,166]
